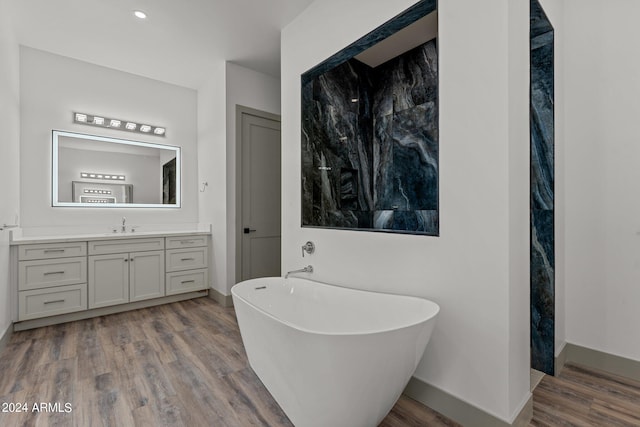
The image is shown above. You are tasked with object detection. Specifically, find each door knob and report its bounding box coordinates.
[244,228,257,234]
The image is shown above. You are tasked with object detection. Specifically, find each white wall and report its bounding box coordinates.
[0,0,20,338]
[564,0,640,361]
[508,0,532,413]
[282,0,530,421]
[19,47,198,231]
[198,62,227,295]
[57,147,160,204]
[198,62,280,295]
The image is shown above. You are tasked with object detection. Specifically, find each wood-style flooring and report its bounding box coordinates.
[1,297,640,426]
[0,297,456,427]
[530,363,640,426]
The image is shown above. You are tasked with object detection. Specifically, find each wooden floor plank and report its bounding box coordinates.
[3,297,640,426]
[530,363,640,426]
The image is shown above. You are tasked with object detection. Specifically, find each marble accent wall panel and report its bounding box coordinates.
[530,0,555,375]
[302,37,439,235]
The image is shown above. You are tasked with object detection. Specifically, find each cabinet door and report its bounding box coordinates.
[129,250,165,302]
[89,254,129,309]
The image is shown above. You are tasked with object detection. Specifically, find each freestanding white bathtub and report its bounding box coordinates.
[231,277,440,427]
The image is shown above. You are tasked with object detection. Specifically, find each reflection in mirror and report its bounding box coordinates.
[52,130,180,207]
[301,0,438,235]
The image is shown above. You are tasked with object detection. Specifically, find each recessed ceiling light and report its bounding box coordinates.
[134,10,147,19]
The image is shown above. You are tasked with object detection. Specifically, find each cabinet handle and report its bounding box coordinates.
[180,258,195,261]
[43,299,65,304]
[181,280,195,284]
[44,249,65,253]
[44,271,65,275]
[124,259,129,262]
[180,240,196,244]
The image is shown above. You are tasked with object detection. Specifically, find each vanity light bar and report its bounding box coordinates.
[73,112,166,137]
[80,172,126,181]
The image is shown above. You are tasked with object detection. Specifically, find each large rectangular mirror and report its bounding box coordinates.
[52,130,180,207]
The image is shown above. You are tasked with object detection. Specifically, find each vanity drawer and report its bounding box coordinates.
[18,284,87,321]
[165,235,208,249]
[166,247,208,272]
[166,269,208,295]
[89,238,164,255]
[18,242,87,261]
[19,257,87,291]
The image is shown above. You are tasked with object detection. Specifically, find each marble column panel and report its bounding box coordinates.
[531,209,555,374]
[531,41,554,211]
[530,0,554,376]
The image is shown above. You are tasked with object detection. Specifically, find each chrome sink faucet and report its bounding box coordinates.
[285,265,313,279]
[121,217,126,233]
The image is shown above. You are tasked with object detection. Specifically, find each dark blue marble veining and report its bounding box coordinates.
[530,0,555,376]
[302,36,438,235]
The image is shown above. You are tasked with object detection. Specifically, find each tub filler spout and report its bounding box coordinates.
[285,265,313,279]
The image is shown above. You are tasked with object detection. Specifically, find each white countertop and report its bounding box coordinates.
[10,229,211,245]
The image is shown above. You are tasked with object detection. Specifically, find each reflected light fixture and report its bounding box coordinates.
[81,172,126,181]
[73,112,166,137]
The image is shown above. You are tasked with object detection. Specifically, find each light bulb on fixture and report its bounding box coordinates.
[134,10,147,19]
[73,112,165,137]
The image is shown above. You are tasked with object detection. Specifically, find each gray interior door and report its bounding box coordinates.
[240,111,281,281]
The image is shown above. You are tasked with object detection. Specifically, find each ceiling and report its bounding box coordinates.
[7,0,315,89]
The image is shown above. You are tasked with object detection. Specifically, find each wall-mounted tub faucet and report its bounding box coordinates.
[302,241,315,257]
[285,265,313,279]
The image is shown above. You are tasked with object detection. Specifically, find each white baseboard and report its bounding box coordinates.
[0,323,13,354]
[403,377,533,427]
[208,288,233,307]
[560,343,640,382]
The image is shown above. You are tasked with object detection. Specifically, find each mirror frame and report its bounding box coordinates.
[52,130,181,208]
